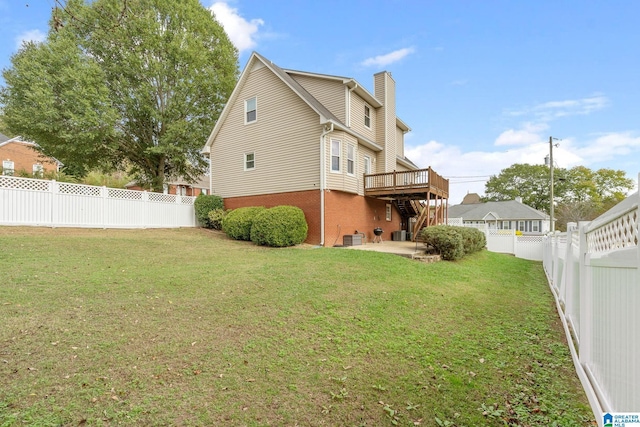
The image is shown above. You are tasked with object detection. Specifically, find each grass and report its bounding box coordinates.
[0,227,595,426]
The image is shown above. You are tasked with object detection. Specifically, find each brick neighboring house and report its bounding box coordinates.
[0,134,61,176]
[202,52,449,245]
[125,175,210,196]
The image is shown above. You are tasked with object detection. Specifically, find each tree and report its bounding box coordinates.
[483,163,568,212]
[484,163,635,230]
[1,0,238,191]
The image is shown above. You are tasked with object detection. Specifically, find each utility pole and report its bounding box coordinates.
[546,136,560,232]
[549,136,554,232]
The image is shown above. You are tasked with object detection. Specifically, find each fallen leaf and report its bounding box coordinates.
[111,395,119,401]
[191,342,197,346]
[245,378,255,382]
[479,358,485,363]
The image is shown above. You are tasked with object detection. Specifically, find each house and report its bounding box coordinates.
[0,134,61,177]
[202,52,449,245]
[448,195,551,234]
[125,175,210,197]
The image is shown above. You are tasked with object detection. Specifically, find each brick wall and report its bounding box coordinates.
[324,190,402,246]
[0,141,59,175]
[223,189,403,246]
[224,190,322,244]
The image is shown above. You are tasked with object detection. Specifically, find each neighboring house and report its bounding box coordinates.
[202,52,449,245]
[125,175,210,196]
[448,195,551,234]
[0,134,61,177]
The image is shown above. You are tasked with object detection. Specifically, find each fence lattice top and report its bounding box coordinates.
[587,208,638,253]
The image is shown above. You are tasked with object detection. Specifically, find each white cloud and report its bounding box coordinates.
[15,29,46,49]
[209,2,263,53]
[507,95,609,122]
[495,122,548,146]
[361,47,415,68]
[578,132,640,163]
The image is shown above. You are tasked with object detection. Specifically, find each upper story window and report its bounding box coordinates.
[245,96,257,124]
[364,105,371,129]
[244,152,255,171]
[330,139,341,172]
[347,144,355,176]
[363,155,371,175]
[2,160,14,176]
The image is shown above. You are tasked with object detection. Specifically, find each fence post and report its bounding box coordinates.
[49,180,58,227]
[578,221,591,369]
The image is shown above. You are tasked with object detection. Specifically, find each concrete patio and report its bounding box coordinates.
[342,239,431,260]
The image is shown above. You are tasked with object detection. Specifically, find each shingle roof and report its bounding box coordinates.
[448,200,548,221]
[0,133,9,143]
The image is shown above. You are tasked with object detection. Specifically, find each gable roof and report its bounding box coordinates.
[0,135,64,166]
[202,52,414,157]
[448,200,549,221]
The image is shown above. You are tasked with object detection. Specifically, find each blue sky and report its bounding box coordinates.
[1,0,639,203]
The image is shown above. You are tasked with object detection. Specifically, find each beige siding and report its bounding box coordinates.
[325,131,359,195]
[210,66,321,198]
[358,145,377,196]
[396,126,405,158]
[395,163,410,172]
[349,93,376,140]
[290,75,346,123]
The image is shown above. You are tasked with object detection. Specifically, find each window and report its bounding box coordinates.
[385,204,392,221]
[502,221,510,230]
[33,163,44,177]
[364,105,371,128]
[363,156,371,175]
[518,221,525,232]
[245,96,257,124]
[346,144,355,175]
[2,160,14,176]
[532,221,540,232]
[244,152,255,170]
[330,139,341,172]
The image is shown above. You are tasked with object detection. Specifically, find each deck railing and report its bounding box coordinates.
[364,167,449,198]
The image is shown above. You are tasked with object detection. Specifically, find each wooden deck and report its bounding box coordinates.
[364,167,449,199]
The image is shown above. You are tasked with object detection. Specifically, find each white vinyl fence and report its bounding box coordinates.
[544,185,640,422]
[0,176,196,228]
[447,218,544,261]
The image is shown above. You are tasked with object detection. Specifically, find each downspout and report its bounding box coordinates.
[320,122,334,246]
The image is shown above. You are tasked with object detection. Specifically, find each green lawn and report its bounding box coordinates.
[0,227,594,426]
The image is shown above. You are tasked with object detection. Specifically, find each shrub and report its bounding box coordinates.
[250,206,308,247]
[194,194,224,228]
[207,208,228,231]
[421,225,464,261]
[455,226,486,255]
[222,206,266,241]
[421,225,486,260]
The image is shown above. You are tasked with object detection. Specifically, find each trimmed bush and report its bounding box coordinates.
[194,194,224,228]
[421,225,486,260]
[421,225,464,261]
[250,206,308,247]
[207,208,228,231]
[222,206,266,241]
[456,226,486,255]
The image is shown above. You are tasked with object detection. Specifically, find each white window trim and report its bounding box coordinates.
[244,152,255,171]
[364,104,371,129]
[385,204,392,221]
[363,155,371,175]
[330,139,341,173]
[245,96,257,124]
[2,160,14,176]
[346,144,355,176]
